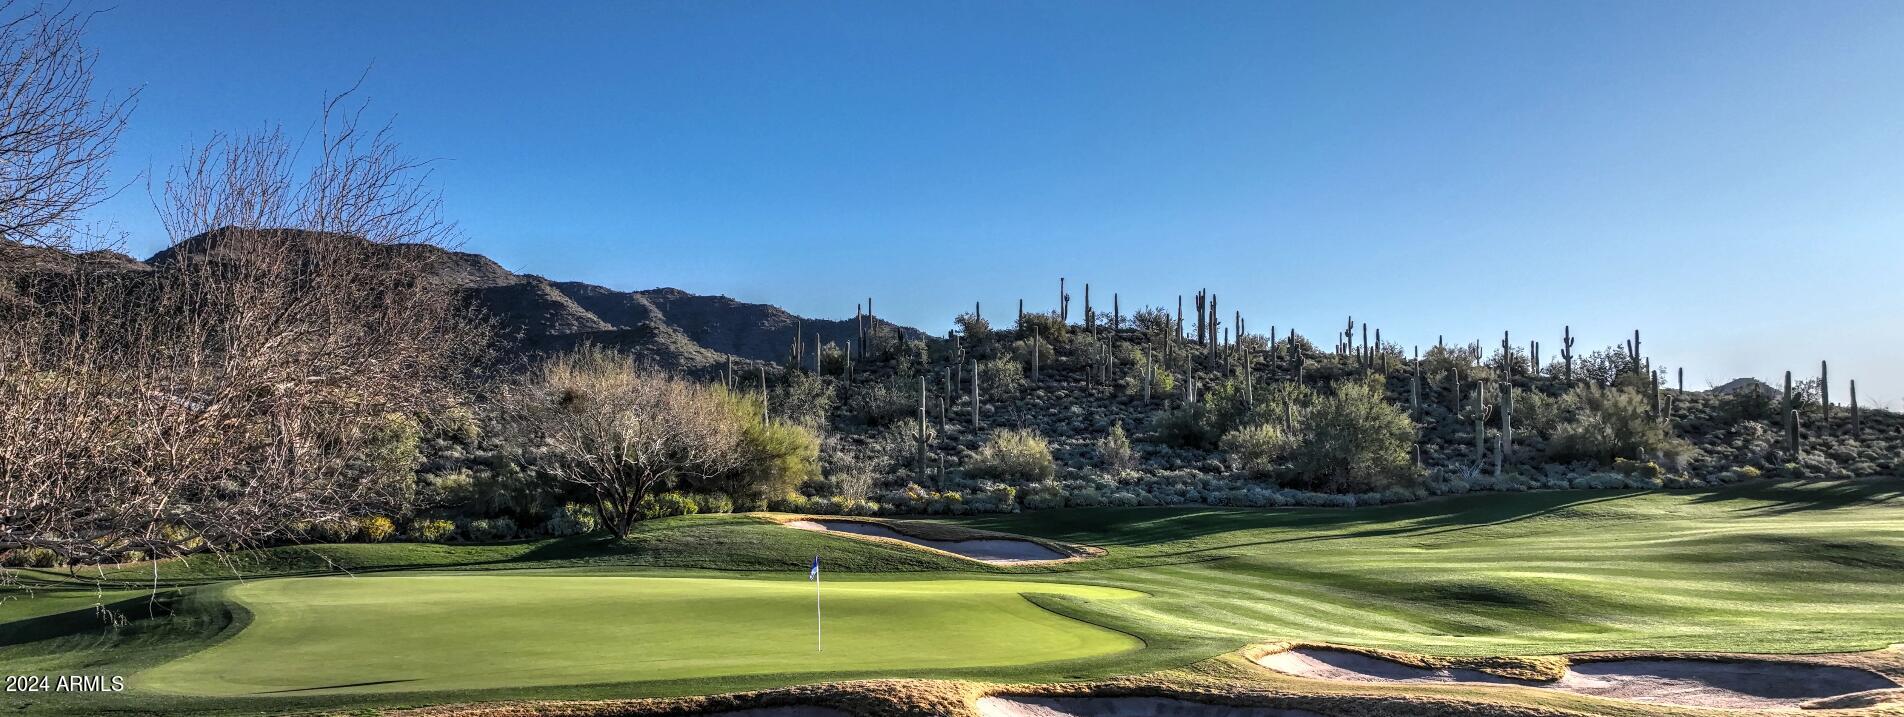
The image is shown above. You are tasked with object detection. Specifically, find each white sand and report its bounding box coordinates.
[976,696,1327,717]
[1254,647,1899,710]
[786,520,1068,563]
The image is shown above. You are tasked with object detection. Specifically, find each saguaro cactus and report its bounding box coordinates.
[1561,326,1575,381]
[1498,383,1514,476]
[1851,379,1861,437]
[1084,284,1093,332]
[1195,290,1208,346]
[1784,371,1799,457]
[1820,360,1831,429]
[1473,384,1489,468]
[1627,329,1642,372]
[916,377,929,484]
[970,359,981,430]
[1410,349,1422,422]
[1059,278,1067,322]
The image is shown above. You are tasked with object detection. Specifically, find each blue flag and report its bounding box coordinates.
[808,555,820,581]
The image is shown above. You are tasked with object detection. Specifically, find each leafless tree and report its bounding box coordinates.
[0,89,483,568]
[503,346,747,539]
[0,2,133,249]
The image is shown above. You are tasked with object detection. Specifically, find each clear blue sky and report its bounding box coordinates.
[79,1,1904,404]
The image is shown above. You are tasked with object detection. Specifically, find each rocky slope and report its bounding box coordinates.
[3,230,924,373]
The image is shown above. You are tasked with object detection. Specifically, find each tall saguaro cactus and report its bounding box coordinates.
[1784,370,1800,457]
[1410,348,1422,422]
[1498,383,1514,476]
[1820,360,1831,429]
[1473,383,1489,469]
[1084,284,1093,332]
[970,359,981,430]
[916,377,929,484]
[1194,290,1208,346]
[1561,326,1575,381]
[1851,379,1861,437]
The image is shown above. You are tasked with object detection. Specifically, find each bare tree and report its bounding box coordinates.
[0,90,482,567]
[0,3,133,249]
[503,346,747,539]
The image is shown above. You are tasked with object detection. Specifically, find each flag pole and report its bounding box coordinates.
[815,565,823,651]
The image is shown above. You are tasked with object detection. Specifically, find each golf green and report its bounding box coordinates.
[135,574,1144,695]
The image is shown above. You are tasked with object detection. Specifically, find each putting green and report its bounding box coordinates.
[136,574,1143,695]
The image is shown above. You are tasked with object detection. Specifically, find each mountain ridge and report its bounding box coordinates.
[4,230,924,372]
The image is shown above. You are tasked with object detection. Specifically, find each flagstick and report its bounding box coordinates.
[815,568,823,652]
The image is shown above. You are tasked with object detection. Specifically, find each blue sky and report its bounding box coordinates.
[78,1,1904,404]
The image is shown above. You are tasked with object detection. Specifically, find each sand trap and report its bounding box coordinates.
[1256,647,1899,709]
[787,519,1068,563]
[977,696,1327,717]
[705,708,852,717]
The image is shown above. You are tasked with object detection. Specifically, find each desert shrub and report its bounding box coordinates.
[1150,403,1218,449]
[1130,307,1175,341]
[820,343,850,376]
[767,370,835,428]
[427,406,482,445]
[1015,311,1068,344]
[1098,422,1136,472]
[1121,362,1175,397]
[466,517,518,542]
[845,378,913,427]
[355,516,396,543]
[1714,384,1779,424]
[717,393,822,505]
[1287,380,1418,492]
[1421,343,1481,380]
[1488,345,1532,377]
[1547,384,1692,467]
[981,356,1026,396]
[1510,388,1568,438]
[1020,481,1066,510]
[543,503,599,536]
[693,492,735,514]
[955,311,993,341]
[965,484,1019,513]
[410,518,456,542]
[305,519,357,543]
[1,547,60,568]
[1013,335,1054,373]
[967,429,1055,483]
[418,469,478,507]
[1221,423,1296,476]
[639,492,699,519]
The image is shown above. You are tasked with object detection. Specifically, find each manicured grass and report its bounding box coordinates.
[137,574,1142,696]
[4,478,1903,715]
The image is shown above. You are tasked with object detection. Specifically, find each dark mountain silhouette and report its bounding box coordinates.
[3,229,923,372]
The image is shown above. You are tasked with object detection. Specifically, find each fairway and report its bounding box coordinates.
[135,575,1144,695]
[8,480,1904,716]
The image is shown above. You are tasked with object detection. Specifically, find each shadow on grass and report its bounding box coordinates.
[950,490,1648,554]
[1686,477,1904,516]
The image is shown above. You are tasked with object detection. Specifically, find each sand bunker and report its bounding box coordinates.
[787,519,1068,563]
[977,696,1326,717]
[1256,647,1899,709]
[705,708,852,717]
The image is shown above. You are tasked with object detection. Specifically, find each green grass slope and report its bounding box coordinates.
[138,575,1141,696]
[3,478,1902,715]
